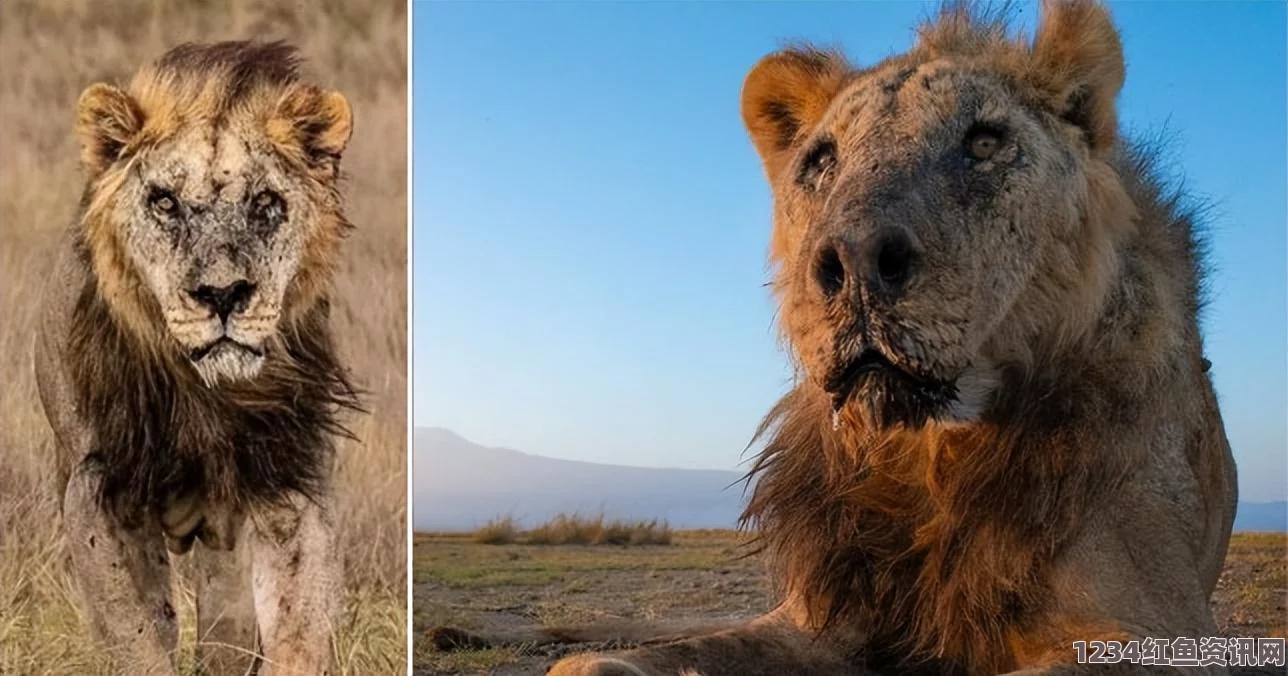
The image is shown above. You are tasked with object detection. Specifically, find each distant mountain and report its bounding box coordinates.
[412,428,748,531]
[412,428,1287,533]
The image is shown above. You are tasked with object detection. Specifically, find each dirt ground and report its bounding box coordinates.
[413,531,1287,675]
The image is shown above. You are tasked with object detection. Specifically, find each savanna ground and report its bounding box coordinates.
[413,530,1288,675]
[0,1,407,673]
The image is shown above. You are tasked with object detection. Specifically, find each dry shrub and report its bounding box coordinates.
[479,513,673,547]
[526,514,603,546]
[0,1,407,673]
[473,516,519,545]
[626,519,673,546]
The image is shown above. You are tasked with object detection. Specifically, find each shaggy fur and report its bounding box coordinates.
[743,328,1177,672]
[537,3,1237,675]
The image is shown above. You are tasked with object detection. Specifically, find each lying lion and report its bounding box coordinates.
[434,2,1243,674]
[36,41,361,675]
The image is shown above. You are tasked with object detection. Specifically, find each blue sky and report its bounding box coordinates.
[413,1,1287,502]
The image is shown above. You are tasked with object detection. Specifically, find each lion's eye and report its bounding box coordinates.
[797,137,839,193]
[964,125,1004,161]
[148,189,179,217]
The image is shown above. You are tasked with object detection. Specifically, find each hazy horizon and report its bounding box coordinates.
[412,425,1288,534]
[413,1,1287,501]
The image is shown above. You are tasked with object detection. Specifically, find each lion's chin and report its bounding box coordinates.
[824,349,961,430]
[189,339,265,387]
[825,354,1000,431]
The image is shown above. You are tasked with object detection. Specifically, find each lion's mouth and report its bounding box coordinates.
[190,336,264,362]
[823,347,959,426]
[825,349,894,409]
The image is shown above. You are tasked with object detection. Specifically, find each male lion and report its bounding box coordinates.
[35,41,360,675]
[544,1,1240,674]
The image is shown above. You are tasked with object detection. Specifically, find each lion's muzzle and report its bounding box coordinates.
[172,278,279,384]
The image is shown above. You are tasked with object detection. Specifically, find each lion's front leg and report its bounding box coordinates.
[1001,503,1233,676]
[250,493,341,676]
[63,458,178,675]
[548,608,860,676]
[195,522,261,676]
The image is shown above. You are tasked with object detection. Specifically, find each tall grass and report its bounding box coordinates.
[0,1,407,673]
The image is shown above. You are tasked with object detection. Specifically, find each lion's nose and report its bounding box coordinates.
[188,280,256,323]
[812,238,850,299]
[871,228,918,294]
[812,227,920,301]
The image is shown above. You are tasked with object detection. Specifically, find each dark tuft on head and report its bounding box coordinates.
[131,40,306,120]
[154,40,300,93]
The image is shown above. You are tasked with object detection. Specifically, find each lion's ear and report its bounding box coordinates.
[76,83,143,177]
[741,47,851,183]
[268,85,353,176]
[1029,0,1125,154]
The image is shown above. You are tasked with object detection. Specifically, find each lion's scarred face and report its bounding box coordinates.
[74,42,352,386]
[742,4,1133,430]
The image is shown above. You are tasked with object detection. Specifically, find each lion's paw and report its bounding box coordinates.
[547,654,650,676]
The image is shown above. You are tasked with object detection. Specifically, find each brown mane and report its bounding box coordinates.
[98,39,314,160]
[742,361,1142,672]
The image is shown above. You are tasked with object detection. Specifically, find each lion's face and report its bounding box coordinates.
[75,44,353,386]
[103,122,328,383]
[743,6,1130,429]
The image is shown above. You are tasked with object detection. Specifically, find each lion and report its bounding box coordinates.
[452,1,1242,674]
[34,41,361,675]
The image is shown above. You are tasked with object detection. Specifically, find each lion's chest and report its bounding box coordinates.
[67,289,348,532]
[87,375,334,532]
[845,505,1047,674]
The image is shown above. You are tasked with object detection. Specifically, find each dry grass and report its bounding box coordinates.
[473,517,522,545]
[0,1,407,673]
[472,514,673,547]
